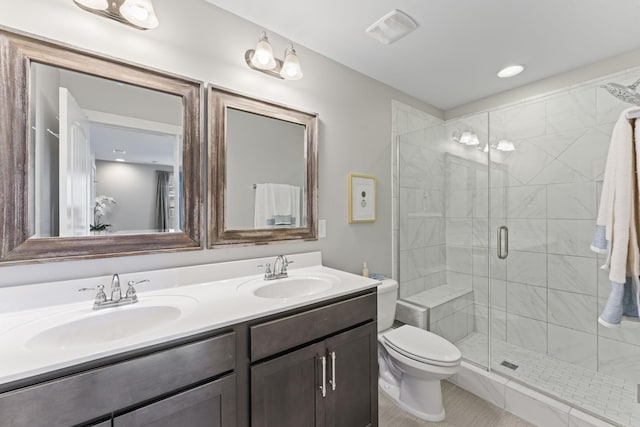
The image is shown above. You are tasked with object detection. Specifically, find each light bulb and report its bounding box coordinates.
[120,0,159,29]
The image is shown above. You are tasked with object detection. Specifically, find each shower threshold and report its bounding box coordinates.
[457,332,639,427]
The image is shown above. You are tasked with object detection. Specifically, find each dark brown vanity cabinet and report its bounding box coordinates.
[0,288,377,427]
[249,291,378,427]
[0,332,237,427]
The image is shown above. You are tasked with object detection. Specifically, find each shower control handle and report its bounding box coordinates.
[497,225,509,259]
[319,355,327,397]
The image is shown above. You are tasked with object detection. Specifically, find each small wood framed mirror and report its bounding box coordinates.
[208,86,318,246]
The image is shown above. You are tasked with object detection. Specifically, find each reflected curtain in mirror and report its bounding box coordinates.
[155,170,170,231]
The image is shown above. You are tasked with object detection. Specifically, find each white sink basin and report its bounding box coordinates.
[240,273,340,299]
[24,296,197,351]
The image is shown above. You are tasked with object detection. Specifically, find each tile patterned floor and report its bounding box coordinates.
[379,381,535,427]
[457,332,640,427]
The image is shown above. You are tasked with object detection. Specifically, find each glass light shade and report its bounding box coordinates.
[496,139,515,151]
[251,32,277,70]
[120,0,159,29]
[459,131,473,144]
[74,0,109,10]
[280,45,303,80]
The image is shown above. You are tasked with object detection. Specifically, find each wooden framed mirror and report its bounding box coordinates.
[0,29,203,263]
[208,85,318,246]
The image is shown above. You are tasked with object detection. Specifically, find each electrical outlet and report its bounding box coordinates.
[318,219,326,238]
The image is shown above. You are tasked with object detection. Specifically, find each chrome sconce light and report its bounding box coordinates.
[245,31,304,80]
[73,0,159,30]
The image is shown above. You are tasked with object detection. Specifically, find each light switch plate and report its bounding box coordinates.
[318,219,326,238]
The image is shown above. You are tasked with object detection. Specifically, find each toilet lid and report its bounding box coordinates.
[383,325,461,367]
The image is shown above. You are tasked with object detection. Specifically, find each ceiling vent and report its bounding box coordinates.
[366,9,418,45]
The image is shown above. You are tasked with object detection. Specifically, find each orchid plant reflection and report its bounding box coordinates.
[90,195,117,232]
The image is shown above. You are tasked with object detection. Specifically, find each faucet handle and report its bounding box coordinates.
[257,263,272,278]
[125,279,149,302]
[78,285,107,304]
[282,257,293,274]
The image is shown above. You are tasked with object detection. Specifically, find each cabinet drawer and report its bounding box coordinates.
[0,331,235,427]
[250,292,376,361]
[115,374,236,427]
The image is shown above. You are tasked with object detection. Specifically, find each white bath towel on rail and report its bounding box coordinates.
[254,183,301,228]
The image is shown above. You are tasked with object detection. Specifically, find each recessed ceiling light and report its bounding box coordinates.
[366,9,418,45]
[497,65,524,78]
[113,148,127,154]
[115,158,126,162]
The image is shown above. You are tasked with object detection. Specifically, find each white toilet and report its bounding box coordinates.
[377,279,462,422]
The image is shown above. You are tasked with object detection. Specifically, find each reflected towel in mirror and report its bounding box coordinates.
[254,183,300,228]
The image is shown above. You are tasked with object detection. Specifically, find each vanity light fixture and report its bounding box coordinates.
[245,31,304,80]
[73,0,159,30]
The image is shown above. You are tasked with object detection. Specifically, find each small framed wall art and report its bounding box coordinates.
[348,173,376,223]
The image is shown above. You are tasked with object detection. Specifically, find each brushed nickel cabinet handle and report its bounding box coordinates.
[319,355,327,397]
[329,351,336,391]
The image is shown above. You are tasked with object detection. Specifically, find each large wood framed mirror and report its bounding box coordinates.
[0,29,203,263]
[208,86,318,246]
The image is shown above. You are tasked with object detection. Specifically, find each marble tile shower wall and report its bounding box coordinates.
[396,67,640,384]
[398,123,448,298]
[474,67,640,384]
[392,101,443,288]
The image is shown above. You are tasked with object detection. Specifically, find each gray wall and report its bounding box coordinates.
[95,161,173,232]
[0,0,438,287]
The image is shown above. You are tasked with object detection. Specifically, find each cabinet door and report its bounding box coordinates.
[114,374,236,427]
[325,323,378,427]
[251,341,326,427]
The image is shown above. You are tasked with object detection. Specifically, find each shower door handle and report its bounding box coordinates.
[497,225,509,259]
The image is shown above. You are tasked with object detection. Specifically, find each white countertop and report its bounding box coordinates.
[0,252,379,387]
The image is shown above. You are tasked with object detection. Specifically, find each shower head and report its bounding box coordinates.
[601,78,640,106]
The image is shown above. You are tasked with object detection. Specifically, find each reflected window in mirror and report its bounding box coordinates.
[208,86,318,246]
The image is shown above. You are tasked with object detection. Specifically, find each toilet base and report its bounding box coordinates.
[379,376,446,422]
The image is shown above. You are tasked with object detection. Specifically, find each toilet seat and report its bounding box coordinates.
[382,325,461,367]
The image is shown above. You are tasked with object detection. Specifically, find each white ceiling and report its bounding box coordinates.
[204,0,640,111]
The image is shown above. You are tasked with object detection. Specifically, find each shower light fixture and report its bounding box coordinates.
[495,139,515,152]
[245,31,304,80]
[73,0,159,30]
[479,139,516,153]
[452,130,480,146]
[497,64,524,78]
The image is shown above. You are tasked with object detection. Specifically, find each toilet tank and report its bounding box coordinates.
[377,279,398,332]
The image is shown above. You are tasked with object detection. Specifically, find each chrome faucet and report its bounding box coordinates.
[111,274,122,302]
[79,274,149,310]
[260,255,293,280]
